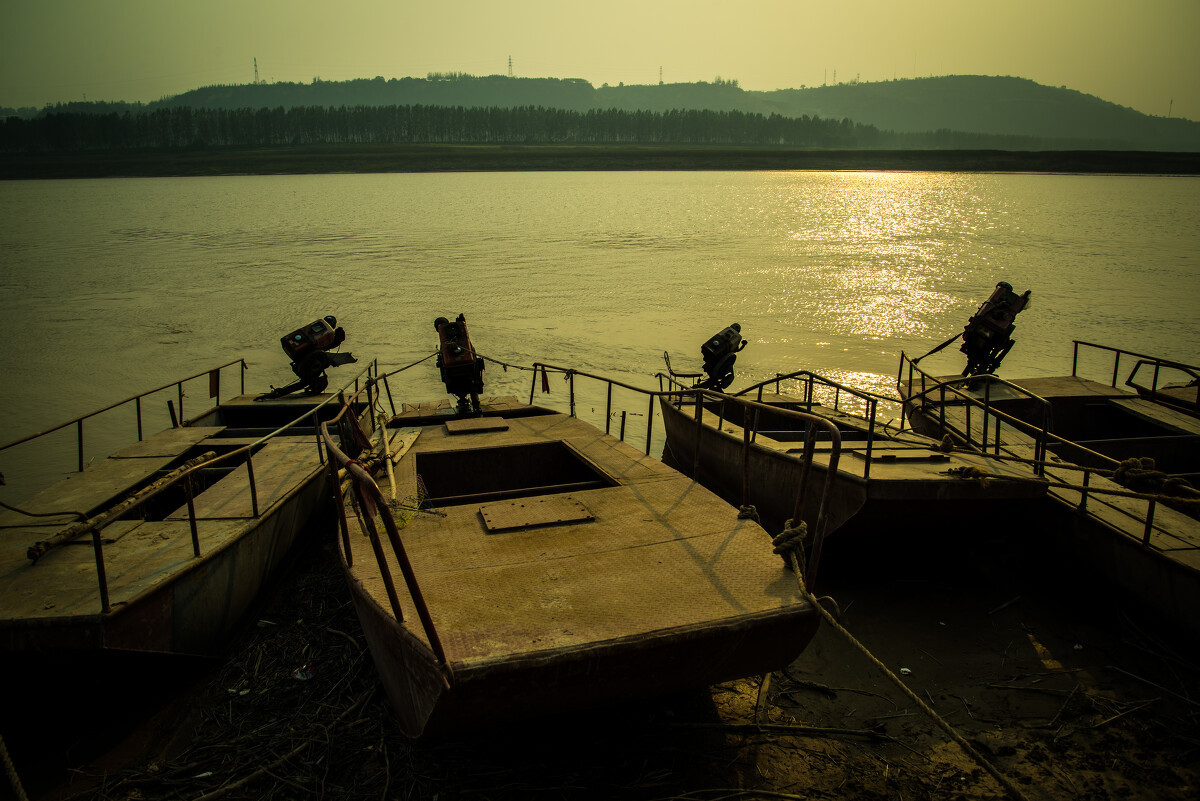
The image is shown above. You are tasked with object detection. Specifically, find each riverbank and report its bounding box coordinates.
[13,526,1199,801]
[3,145,1200,179]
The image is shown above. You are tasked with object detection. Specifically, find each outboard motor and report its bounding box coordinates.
[697,323,747,390]
[435,314,484,414]
[960,282,1031,377]
[259,316,357,400]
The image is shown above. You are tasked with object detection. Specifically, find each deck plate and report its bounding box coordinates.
[479,496,594,532]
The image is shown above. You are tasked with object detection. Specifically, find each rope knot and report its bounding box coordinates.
[946,465,991,487]
[737,504,761,523]
[940,434,955,453]
[772,518,808,570]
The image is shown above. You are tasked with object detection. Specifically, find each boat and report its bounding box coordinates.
[895,287,1200,638]
[656,324,1048,542]
[318,315,822,737]
[0,319,372,738]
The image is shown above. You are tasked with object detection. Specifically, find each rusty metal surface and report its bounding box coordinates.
[444,417,511,435]
[479,496,595,532]
[343,404,818,736]
[347,410,812,665]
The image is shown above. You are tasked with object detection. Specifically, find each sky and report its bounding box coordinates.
[2,0,1198,120]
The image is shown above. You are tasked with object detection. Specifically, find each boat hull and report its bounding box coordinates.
[332,398,819,737]
[898,369,1200,642]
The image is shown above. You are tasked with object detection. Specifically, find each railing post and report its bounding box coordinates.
[178,382,184,423]
[1143,500,1156,546]
[167,399,178,429]
[569,372,576,418]
[619,411,626,442]
[964,396,973,448]
[863,399,876,481]
[982,378,991,447]
[328,448,352,567]
[938,382,946,432]
[383,374,397,417]
[605,383,613,435]
[91,527,111,613]
[742,414,753,508]
[136,396,143,442]
[1111,353,1121,388]
[76,419,84,473]
[1077,470,1090,512]
[693,395,704,478]
[240,360,247,395]
[1071,342,1080,377]
[645,394,655,455]
[246,454,260,517]
[185,474,201,557]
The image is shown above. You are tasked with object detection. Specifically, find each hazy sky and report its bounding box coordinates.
[3,0,1197,120]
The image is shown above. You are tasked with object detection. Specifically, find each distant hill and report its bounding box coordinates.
[5,74,1197,151]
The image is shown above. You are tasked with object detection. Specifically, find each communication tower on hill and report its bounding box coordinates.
[508,56,513,77]
[254,57,260,85]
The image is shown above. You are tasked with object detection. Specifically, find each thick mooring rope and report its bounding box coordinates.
[772,531,1031,801]
[1,734,28,801]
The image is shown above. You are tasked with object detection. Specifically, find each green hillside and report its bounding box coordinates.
[5,74,1197,151]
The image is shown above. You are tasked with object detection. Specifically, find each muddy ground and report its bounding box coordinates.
[11,526,1200,801]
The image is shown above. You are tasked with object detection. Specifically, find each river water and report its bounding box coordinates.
[2,170,1198,497]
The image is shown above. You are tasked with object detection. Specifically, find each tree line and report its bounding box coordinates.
[0,104,1035,152]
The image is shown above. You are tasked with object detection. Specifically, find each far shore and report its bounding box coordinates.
[3,145,1200,179]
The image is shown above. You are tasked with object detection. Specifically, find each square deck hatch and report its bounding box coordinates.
[415,440,618,507]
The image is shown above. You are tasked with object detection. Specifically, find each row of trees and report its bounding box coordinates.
[0,104,1017,152]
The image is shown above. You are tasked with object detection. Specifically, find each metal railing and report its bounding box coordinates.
[658,367,913,482]
[320,383,450,681]
[531,362,843,583]
[1073,340,1200,413]
[0,359,247,475]
[15,359,378,615]
[321,361,845,660]
[897,350,1186,549]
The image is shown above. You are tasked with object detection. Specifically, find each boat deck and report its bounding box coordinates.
[901,378,1200,563]
[345,407,809,669]
[1,413,326,635]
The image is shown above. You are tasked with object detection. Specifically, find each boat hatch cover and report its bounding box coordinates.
[444,418,512,435]
[843,449,952,463]
[479,496,595,533]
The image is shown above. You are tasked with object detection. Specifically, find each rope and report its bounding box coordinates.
[0,499,87,521]
[771,519,809,570]
[938,454,1200,506]
[372,350,439,383]
[1,734,27,801]
[770,530,1031,801]
[1111,457,1197,496]
[737,505,761,523]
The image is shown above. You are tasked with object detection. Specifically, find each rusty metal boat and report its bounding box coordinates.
[1,325,372,743]
[898,340,1200,638]
[656,328,1047,540]
[319,316,822,737]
